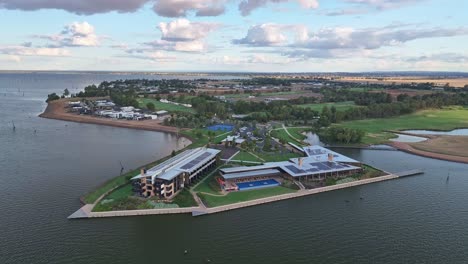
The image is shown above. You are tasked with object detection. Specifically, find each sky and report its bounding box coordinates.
[0,0,467,72]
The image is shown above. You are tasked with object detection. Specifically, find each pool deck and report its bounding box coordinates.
[68,169,423,219]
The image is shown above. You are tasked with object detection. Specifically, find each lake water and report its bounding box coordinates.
[390,133,428,143]
[1,73,468,264]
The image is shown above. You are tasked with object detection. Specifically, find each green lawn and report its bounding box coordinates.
[198,186,297,207]
[336,107,468,145]
[181,128,228,148]
[138,98,196,113]
[298,101,357,112]
[255,151,302,162]
[270,127,308,146]
[171,189,198,207]
[232,151,263,162]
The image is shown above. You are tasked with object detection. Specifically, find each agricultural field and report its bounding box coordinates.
[138,98,196,113]
[298,101,357,112]
[337,107,468,145]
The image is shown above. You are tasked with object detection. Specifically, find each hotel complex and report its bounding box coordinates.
[132,144,363,199]
[132,147,220,198]
[219,145,363,191]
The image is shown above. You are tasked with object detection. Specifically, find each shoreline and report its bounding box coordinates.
[68,169,423,219]
[39,98,190,136]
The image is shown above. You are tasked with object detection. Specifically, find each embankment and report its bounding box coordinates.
[39,98,184,135]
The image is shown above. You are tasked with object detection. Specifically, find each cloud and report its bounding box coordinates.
[0,45,70,57]
[1,0,320,17]
[35,21,99,47]
[345,0,425,10]
[0,0,150,15]
[233,23,306,46]
[143,39,209,52]
[234,23,468,61]
[120,50,176,62]
[239,0,318,16]
[153,0,227,17]
[159,19,219,41]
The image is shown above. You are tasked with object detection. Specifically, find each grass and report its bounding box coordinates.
[224,91,304,99]
[83,169,141,204]
[298,101,357,112]
[232,151,263,162]
[270,127,308,146]
[336,107,468,145]
[172,188,198,207]
[181,128,229,148]
[138,98,196,113]
[255,151,302,162]
[198,186,297,207]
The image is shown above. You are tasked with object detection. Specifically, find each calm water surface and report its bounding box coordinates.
[1,73,468,264]
[404,129,468,136]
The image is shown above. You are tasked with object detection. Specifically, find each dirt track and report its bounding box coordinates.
[39,99,187,136]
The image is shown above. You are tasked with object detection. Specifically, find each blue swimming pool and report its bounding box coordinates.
[236,179,280,191]
[207,124,234,132]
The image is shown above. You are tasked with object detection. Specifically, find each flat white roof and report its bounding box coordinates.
[221,146,361,179]
[132,147,220,182]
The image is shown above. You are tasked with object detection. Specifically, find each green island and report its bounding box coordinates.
[43,77,468,217]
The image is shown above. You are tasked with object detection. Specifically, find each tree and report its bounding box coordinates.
[63,88,70,97]
[171,150,176,157]
[46,93,60,103]
[146,102,156,111]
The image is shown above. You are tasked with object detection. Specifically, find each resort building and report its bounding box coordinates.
[219,146,362,191]
[132,147,220,199]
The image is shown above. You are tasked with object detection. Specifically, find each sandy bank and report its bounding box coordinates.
[390,138,468,164]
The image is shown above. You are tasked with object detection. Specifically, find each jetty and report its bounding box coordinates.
[68,169,424,219]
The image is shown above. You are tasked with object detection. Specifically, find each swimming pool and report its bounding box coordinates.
[207,124,234,132]
[236,179,280,191]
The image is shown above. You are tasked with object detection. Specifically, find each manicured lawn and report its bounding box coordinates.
[271,127,307,146]
[232,151,263,162]
[181,128,228,148]
[336,107,468,145]
[298,101,357,112]
[198,186,297,207]
[172,189,198,207]
[138,98,196,113]
[255,151,302,162]
[83,169,141,204]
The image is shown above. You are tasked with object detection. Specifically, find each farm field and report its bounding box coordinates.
[298,101,357,112]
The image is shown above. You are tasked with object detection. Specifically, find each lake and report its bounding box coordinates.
[1,73,468,264]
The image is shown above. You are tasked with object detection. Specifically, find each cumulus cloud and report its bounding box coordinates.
[233,23,306,46]
[0,0,320,17]
[0,0,150,15]
[234,23,468,61]
[35,22,99,47]
[159,19,219,41]
[239,0,318,16]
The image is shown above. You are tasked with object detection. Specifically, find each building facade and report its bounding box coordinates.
[132,147,220,199]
